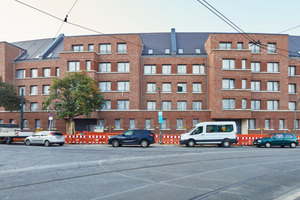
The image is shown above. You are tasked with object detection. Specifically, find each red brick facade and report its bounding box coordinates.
[1,32,300,135]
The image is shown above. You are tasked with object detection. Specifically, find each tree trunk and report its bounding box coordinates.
[66,122,75,135]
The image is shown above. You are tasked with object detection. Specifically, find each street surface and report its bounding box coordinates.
[1,143,300,200]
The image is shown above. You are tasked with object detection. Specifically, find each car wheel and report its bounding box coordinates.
[187,140,195,147]
[6,137,12,145]
[141,140,149,148]
[265,142,271,148]
[25,140,31,146]
[44,140,50,147]
[290,142,297,148]
[112,140,120,147]
[59,143,64,146]
[222,140,231,148]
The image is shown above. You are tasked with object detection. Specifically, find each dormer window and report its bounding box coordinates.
[195,49,201,54]
[165,49,170,54]
[148,49,153,54]
[46,53,53,58]
[178,49,183,54]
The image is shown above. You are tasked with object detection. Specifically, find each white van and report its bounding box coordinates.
[179,121,238,147]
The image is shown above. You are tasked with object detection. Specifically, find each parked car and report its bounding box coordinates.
[180,121,238,147]
[25,131,65,147]
[253,133,299,148]
[108,130,155,148]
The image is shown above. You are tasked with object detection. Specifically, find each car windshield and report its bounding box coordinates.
[263,134,274,139]
[53,132,63,136]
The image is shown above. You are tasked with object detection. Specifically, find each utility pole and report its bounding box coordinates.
[20,89,24,130]
[157,87,162,143]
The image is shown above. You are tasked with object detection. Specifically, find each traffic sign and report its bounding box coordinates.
[49,112,53,117]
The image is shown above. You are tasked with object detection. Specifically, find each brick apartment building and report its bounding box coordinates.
[1,29,300,135]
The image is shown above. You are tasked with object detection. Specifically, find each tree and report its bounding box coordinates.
[43,71,106,134]
[0,77,26,111]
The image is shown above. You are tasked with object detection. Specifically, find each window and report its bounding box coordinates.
[193,83,202,92]
[43,85,50,95]
[35,119,40,128]
[177,83,187,93]
[289,66,296,76]
[178,49,183,54]
[72,45,83,52]
[267,63,279,73]
[177,119,183,129]
[219,42,232,49]
[267,81,279,91]
[86,61,91,71]
[162,65,171,74]
[267,43,276,54]
[46,53,53,58]
[193,101,202,110]
[251,81,261,91]
[249,119,256,129]
[31,103,38,111]
[295,119,299,129]
[30,86,38,95]
[148,49,153,54]
[147,101,156,110]
[279,119,285,129]
[237,42,243,49]
[23,119,27,128]
[19,86,25,96]
[162,101,171,110]
[117,81,129,91]
[251,62,261,72]
[242,59,247,69]
[99,82,111,92]
[193,65,205,74]
[118,63,130,72]
[99,44,111,54]
[115,119,120,129]
[251,100,261,110]
[88,44,94,51]
[177,101,186,110]
[17,69,25,78]
[68,61,80,72]
[177,65,186,74]
[129,119,135,129]
[242,79,247,89]
[162,83,171,93]
[31,69,38,78]
[117,100,129,110]
[144,65,156,74]
[249,43,261,53]
[242,99,247,110]
[222,59,235,70]
[43,68,50,77]
[195,49,201,54]
[145,119,151,129]
[222,79,235,90]
[289,102,296,111]
[102,100,111,110]
[56,67,59,77]
[193,119,199,126]
[10,119,14,124]
[99,63,111,73]
[98,119,104,128]
[117,43,126,53]
[265,119,270,129]
[267,100,279,110]
[162,119,167,129]
[222,99,235,109]
[165,49,170,54]
[289,84,296,94]
[147,83,156,93]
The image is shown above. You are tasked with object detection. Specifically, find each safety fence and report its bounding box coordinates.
[63,133,300,145]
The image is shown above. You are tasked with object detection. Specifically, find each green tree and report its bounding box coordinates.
[43,71,106,133]
[0,77,26,111]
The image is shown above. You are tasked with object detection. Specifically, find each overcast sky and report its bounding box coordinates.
[1,0,300,43]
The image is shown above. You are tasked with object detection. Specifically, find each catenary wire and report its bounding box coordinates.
[278,25,300,34]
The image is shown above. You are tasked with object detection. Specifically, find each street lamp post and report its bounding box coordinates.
[157,87,162,143]
[294,98,300,136]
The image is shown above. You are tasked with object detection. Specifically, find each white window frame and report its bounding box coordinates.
[242,79,247,89]
[251,62,261,72]
[193,65,205,74]
[17,69,25,78]
[222,99,235,109]
[267,81,279,91]
[222,59,235,70]
[117,81,130,92]
[162,65,171,74]
[249,119,256,129]
[162,101,171,110]
[267,63,279,73]
[145,119,151,129]
[249,43,261,53]
[115,119,121,129]
[251,81,261,91]
[219,42,232,50]
[267,100,279,110]
[43,85,50,95]
[147,83,156,93]
[279,119,285,129]
[251,100,261,110]
[177,83,187,93]
[147,101,156,110]
[162,83,171,93]
[222,79,235,90]
[117,63,130,72]
[86,60,91,71]
[193,83,202,92]
[193,101,202,110]
[289,66,296,76]
[289,102,296,111]
[30,85,38,95]
[177,101,187,110]
[68,61,80,72]
[99,63,111,73]
[31,68,38,78]
[117,43,126,54]
[289,84,296,94]
[242,99,247,110]
[177,65,186,74]
[102,100,111,110]
[144,65,156,74]
[72,45,83,52]
[99,44,111,54]
[267,43,276,54]
[129,119,135,129]
[117,100,129,110]
[99,82,111,92]
[30,102,38,111]
[19,86,25,96]
[177,119,183,129]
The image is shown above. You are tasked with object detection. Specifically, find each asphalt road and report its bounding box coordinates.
[1,143,300,200]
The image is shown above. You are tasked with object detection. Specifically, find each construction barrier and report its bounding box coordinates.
[63,132,300,146]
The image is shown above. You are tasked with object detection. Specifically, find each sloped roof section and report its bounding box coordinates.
[289,36,300,57]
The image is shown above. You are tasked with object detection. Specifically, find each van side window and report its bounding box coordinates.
[194,127,203,134]
[206,125,233,133]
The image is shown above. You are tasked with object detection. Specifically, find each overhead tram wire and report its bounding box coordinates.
[278,25,300,34]
[54,0,79,39]
[15,0,209,66]
[196,0,300,64]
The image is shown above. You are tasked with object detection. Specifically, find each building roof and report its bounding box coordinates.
[289,36,300,57]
